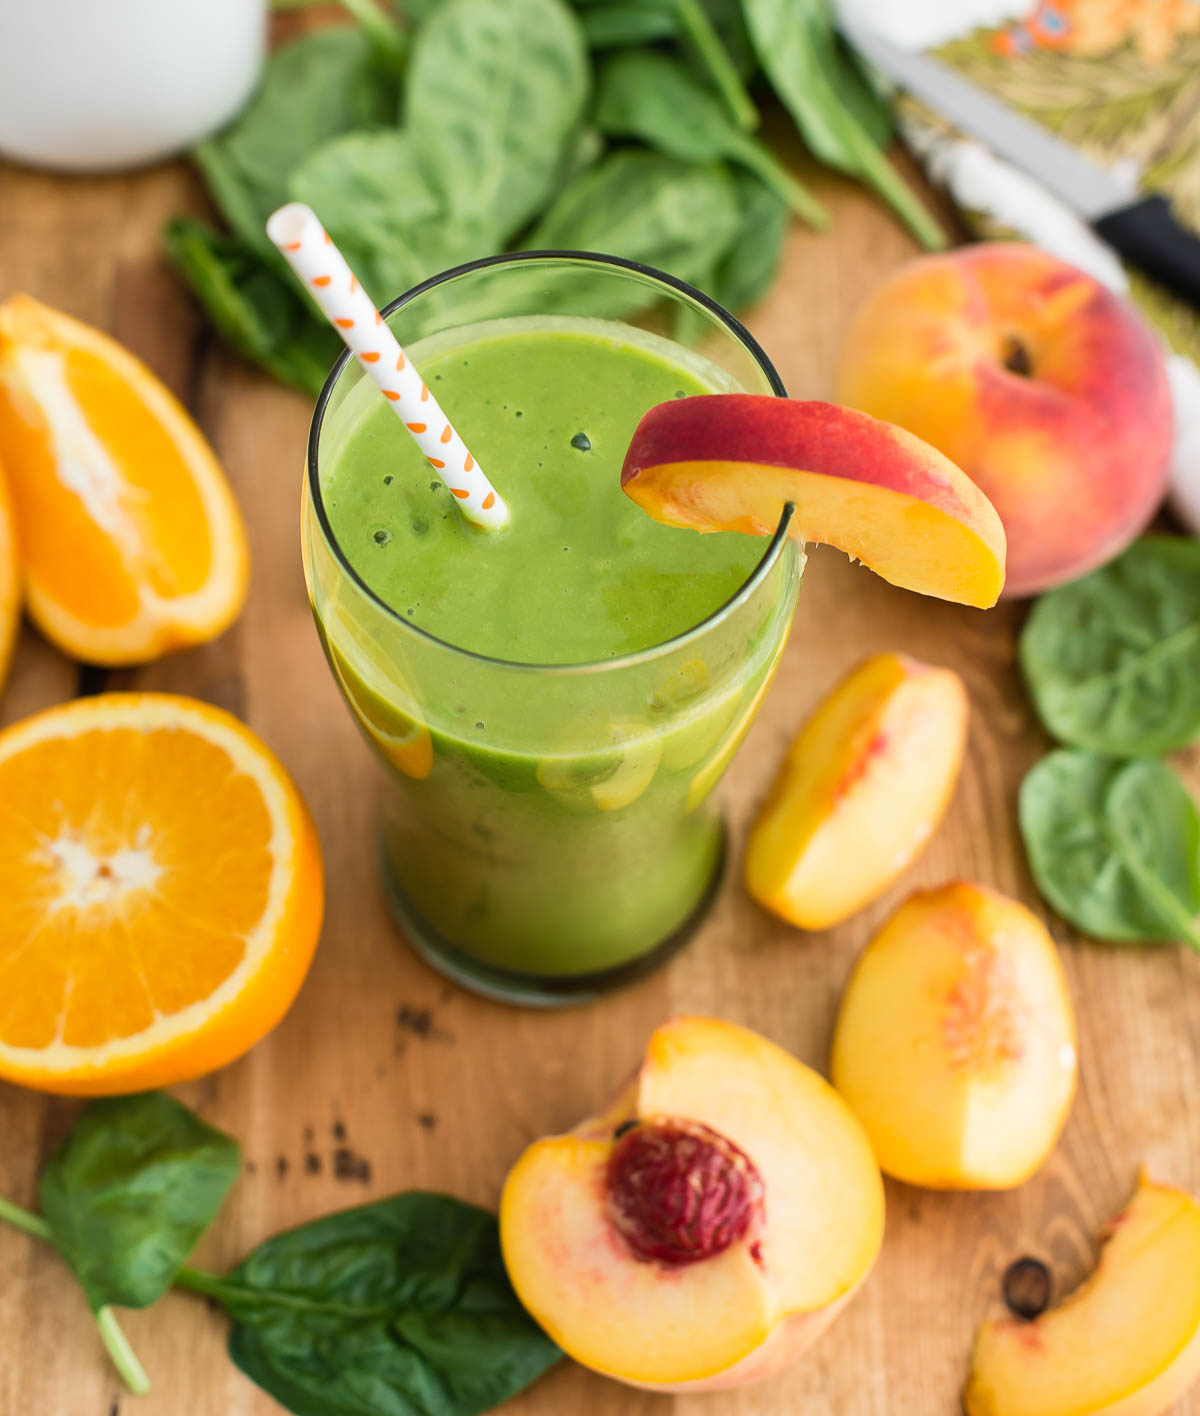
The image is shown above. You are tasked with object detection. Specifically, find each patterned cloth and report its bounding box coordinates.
[836,0,1200,533]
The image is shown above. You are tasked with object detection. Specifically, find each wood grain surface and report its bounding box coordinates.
[3,51,1199,1416]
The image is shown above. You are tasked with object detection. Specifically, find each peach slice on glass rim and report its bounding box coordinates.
[500,1016,884,1391]
[621,396,1007,607]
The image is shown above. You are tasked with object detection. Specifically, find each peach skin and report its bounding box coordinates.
[744,652,967,930]
[965,1173,1200,1416]
[836,243,1171,597]
[499,1016,884,1391]
[831,883,1077,1189]
[621,396,1006,607]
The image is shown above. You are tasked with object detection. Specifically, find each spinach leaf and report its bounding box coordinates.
[1020,537,1200,757]
[529,149,741,292]
[405,0,589,245]
[711,169,789,311]
[594,49,825,226]
[569,0,756,128]
[179,1193,560,1416]
[288,130,489,308]
[164,219,341,395]
[577,4,678,46]
[741,0,944,249]
[1019,750,1200,949]
[696,0,756,76]
[194,28,401,258]
[40,1092,241,1314]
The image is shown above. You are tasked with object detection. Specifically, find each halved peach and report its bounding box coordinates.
[621,396,1006,607]
[965,1172,1200,1415]
[831,883,1077,1189]
[744,652,967,929]
[500,1016,884,1390]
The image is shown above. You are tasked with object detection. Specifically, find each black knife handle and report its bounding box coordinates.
[1094,194,1200,309]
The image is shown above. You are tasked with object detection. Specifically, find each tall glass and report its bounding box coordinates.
[303,253,802,1005]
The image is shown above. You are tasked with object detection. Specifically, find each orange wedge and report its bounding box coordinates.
[0,693,323,1095]
[0,458,17,692]
[0,295,249,665]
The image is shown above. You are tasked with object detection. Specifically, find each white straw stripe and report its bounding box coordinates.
[267,202,508,532]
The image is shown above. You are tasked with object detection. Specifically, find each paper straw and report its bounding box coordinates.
[267,202,508,532]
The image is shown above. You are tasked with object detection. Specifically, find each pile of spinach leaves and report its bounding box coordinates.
[0,1092,560,1415]
[1017,537,1200,951]
[167,0,944,395]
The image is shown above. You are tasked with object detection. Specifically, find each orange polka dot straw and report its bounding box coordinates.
[267,202,508,532]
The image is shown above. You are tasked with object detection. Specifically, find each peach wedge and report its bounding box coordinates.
[621,396,1006,607]
[831,883,1077,1189]
[965,1173,1200,1416]
[500,1016,884,1390]
[745,652,967,930]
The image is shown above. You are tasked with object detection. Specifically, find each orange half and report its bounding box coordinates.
[0,295,249,665]
[0,693,324,1094]
[0,458,17,691]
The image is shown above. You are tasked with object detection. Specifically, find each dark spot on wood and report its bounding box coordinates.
[109,1402,120,1416]
[332,1120,346,1142]
[397,1004,433,1037]
[275,1155,289,1179]
[303,1126,314,1145]
[1004,1256,1052,1320]
[304,1153,321,1175]
[333,1147,372,1183]
[417,1112,437,1131]
[244,1160,257,1176]
[76,664,110,698]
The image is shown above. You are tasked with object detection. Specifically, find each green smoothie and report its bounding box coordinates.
[322,326,765,664]
[312,316,799,992]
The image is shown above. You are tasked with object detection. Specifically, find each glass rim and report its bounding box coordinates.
[306,248,794,677]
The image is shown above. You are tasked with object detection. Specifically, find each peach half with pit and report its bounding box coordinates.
[965,1172,1200,1416]
[744,652,967,930]
[621,396,1006,608]
[831,882,1077,1190]
[836,243,1172,597]
[499,1015,884,1391]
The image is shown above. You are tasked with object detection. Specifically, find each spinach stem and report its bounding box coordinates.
[96,1307,151,1397]
[0,1194,52,1242]
[855,137,947,251]
[738,145,829,228]
[336,0,407,66]
[672,0,759,131]
[173,1264,225,1297]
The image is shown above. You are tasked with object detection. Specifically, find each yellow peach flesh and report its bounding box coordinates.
[621,398,1006,608]
[744,653,967,929]
[502,1135,775,1386]
[965,1175,1200,1416]
[639,459,1006,607]
[832,883,1077,1189]
[499,1016,884,1390]
[636,1017,883,1314]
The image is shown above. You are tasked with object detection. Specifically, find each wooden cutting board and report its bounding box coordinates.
[2,91,1199,1416]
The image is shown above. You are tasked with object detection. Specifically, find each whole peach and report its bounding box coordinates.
[836,243,1171,597]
